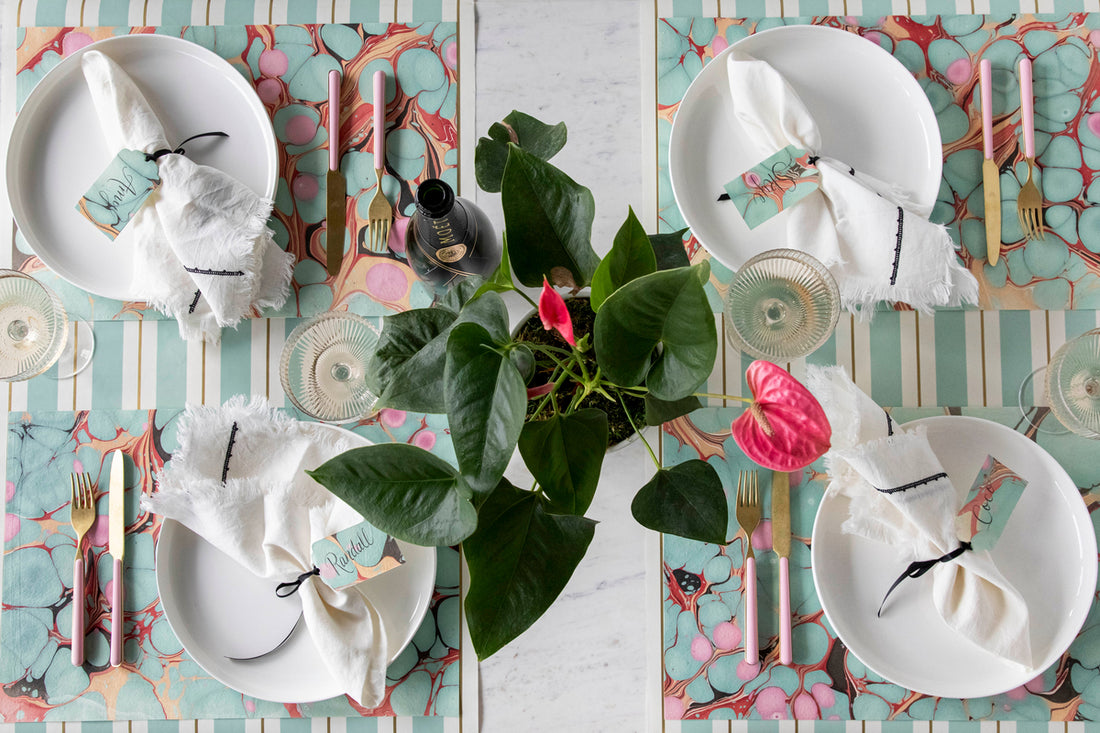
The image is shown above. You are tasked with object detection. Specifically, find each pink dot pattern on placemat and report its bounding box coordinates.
[259,49,288,76]
[285,115,317,146]
[690,635,712,661]
[292,174,319,200]
[365,262,410,302]
[1088,113,1100,138]
[712,620,741,650]
[946,57,972,85]
[413,430,436,450]
[257,78,282,104]
[62,32,93,56]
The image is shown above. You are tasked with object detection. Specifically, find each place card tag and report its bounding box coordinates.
[723,145,819,229]
[310,520,405,591]
[955,455,1028,552]
[76,149,161,240]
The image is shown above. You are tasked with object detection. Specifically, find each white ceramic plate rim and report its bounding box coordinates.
[6,33,278,301]
[811,415,1097,699]
[155,423,436,704]
[668,24,943,272]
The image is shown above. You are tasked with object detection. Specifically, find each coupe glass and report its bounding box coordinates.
[1042,328,1100,438]
[0,269,93,381]
[279,312,380,423]
[724,249,841,361]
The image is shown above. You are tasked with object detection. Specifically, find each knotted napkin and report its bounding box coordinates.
[726,53,979,317]
[805,366,1033,668]
[82,51,293,342]
[144,396,389,706]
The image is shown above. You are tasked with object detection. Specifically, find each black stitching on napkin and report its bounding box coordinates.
[184,266,245,277]
[875,472,948,495]
[877,541,973,617]
[889,207,905,286]
[885,411,895,436]
[188,290,202,314]
[221,422,239,484]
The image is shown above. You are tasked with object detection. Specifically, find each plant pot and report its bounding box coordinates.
[512,295,645,449]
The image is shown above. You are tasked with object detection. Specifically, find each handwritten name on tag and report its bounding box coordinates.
[955,455,1028,552]
[723,145,820,230]
[76,149,160,240]
[310,520,405,591]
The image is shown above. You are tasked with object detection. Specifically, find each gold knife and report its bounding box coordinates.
[109,450,125,667]
[980,59,1001,266]
[771,469,792,665]
[326,68,345,277]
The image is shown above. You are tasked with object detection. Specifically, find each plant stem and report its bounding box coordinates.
[517,288,538,310]
[617,391,659,467]
[693,392,754,404]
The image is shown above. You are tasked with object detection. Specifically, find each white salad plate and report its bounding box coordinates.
[668,24,943,271]
[6,33,278,301]
[811,416,1096,699]
[155,423,436,704]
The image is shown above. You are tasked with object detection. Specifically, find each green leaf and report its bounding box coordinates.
[369,292,510,413]
[437,276,486,313]
[649,228,691,271]
[473,231,515,299]
[475,112,568,193]
[368,308,458,413]
[630,460,728,544]
[464,479,596,659]
[593,264,717,401]
[517,409,607,515]
[501,144,600,288]
[508,343,535,385]
[444,322,527,498]
[307,444,477,546]
[590,207,657,312]
[644,393,703,427]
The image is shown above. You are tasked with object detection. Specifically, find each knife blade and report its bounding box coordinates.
[109,449,125,667]
[771,469,792,665]
[979,59,1001,266]
[326,68,346,277]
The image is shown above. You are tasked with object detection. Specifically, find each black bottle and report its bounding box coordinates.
[405,179,501,288]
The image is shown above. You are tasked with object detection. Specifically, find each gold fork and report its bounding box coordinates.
[736,470,761,664]
[366,70,393,253]
[69,472,95,666]
[1017,57,1044,241]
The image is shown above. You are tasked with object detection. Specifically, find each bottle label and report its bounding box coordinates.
[436,243,468,263]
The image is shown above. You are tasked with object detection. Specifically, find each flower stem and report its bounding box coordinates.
[617,391,659,467]
[517,288,538,310]
[692,392,754,404]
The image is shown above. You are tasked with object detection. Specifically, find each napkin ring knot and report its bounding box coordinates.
[146,131,229,162]
[876,540,973,617]
[275,566,321,597]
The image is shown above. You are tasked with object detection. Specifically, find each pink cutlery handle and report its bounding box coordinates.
[778,556,792,665]
[71,557,84,666]
[328,69,340,172]
[744,556,757,663]
[980,59,993,160]
[111,557,123,667]
[1020,57,1034,158]
[373,70,385,167]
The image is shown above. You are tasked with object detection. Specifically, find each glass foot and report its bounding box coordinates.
[52,322,94,380]
[1017,365,1069,435]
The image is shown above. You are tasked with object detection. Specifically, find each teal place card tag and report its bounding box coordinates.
[311,520,405,591]
[723,145,820,230]
[955,455,1028,552]
[76,148,161,240]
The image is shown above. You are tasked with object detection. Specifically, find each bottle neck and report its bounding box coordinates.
[415,178,456,218]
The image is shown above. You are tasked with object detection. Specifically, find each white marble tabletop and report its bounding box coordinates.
[474,2,653,730]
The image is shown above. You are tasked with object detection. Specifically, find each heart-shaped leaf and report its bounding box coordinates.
[369,292,510,413]
[590,207,657,312]
[475,111,568,193]
[307,444,477,546]
[464,479,596,659]
[593,263,716,401]
[649,228,691,271]
[630,460,728,544]
[445,322,527,499]
[501,144,600,288]
[643,393,703,427]
[518,409,607,515]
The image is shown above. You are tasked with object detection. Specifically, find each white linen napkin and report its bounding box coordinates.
[82,50,293,342]
[726,53,979,317]
[144,397,389,706]
[806,366,1033,668]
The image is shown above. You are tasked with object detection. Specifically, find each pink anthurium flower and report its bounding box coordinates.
[526,383,554,400]
[732,360,831,471]
[538,278,576,347]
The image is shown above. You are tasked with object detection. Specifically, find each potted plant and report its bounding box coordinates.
[308,112,831,659]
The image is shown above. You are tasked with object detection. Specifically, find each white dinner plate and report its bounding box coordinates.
[811,416,1097,699]
[155,423,437,704]
[6,34,278,301]
[668,24,943,271]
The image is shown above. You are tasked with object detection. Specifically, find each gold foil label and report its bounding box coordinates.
[436,243,468,263]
